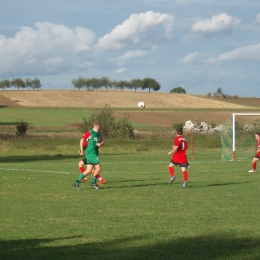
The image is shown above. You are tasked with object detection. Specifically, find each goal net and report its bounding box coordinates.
[217,113,260,160]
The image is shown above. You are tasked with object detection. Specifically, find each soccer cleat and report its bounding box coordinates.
[97,179,106,185]
[182,182,188,189]
[91,183,101,189]
[169,176,176,184]
[72,181,79,189]
[81,177,87,183]
[248,170,256,173]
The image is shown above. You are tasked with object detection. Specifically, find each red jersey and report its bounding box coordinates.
[257,139,260,156]
[172,135,188,163]
[82,131,91,148]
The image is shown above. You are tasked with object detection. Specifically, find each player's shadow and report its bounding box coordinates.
[190,181,254,189]
[1,233,260,260]
[100,181,170,189]
[0,154,80,163]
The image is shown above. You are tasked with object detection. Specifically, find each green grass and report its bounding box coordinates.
[0,107,93,127]
[1,138,260,260]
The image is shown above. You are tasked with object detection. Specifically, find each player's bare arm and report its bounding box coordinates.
[168,145,178,156]
[96,141,104,147]
[79,138,85,155]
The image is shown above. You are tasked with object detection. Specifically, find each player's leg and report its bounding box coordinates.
[73,164,93,189]
[168,162,176,184]
[249,156,259,173]
[95,164,106,185]
[79,158,88,183]
[87,154,102,189]
[92,164,102,184]
[181,166,188,188]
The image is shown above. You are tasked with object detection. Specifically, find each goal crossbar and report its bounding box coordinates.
[232,113,260,160]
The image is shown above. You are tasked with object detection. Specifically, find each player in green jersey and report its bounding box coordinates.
[73,121,104,190]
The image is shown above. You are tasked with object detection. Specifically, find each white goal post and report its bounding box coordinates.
[232,113,260,161]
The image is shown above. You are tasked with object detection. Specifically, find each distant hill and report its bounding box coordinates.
[0,90,256,109]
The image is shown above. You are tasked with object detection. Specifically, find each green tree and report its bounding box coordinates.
[0,79,11,90]
[25,78,33,90]
[100,77,112,91]
[84,78,92,91]
[217,87,223,96]
[89,77,101,91]
[72,77,85,90]
[170,86,186,93]
[142,78,161,92]
[130,79,143,92]
[32,78,41,90]
[117,80,129,91]
[12,78,26,90]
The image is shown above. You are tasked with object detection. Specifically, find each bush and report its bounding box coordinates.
[16,119,29,136]
[116,114,135,139]
[78,104,135,139]
[172,122,184,130]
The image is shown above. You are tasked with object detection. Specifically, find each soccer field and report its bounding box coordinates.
[1,145,260,260]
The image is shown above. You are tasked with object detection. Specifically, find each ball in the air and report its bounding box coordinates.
[138,101,145,109]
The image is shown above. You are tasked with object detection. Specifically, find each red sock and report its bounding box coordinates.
[79,166,85,173]
[168,166,175,177]
[183,171,188,182]
[97,174,102,180]
[252,163,256,171]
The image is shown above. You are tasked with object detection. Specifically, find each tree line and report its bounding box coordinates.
[71,77,161,92]
[0,78,42,90]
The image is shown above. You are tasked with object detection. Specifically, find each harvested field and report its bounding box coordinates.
[0,90,256,109]
[1,91,259,128]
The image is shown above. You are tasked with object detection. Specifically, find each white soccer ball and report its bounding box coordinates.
[138,101,145,109]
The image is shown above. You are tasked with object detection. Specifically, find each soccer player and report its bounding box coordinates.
[168,127,189,188]
[73,121,104,190]
[248,132,260,173]
[78,129,105,185]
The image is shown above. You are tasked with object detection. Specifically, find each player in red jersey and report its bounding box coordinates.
[248,132,260,173]
[168,128,189,188]
[78,130,106,185]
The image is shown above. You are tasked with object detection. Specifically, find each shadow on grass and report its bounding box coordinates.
[0,234,259,260]
[190,181,254,189]
[0,154,80,163]
[0,122,17,126]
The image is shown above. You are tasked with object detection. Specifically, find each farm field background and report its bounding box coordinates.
[1,91,260,259]
[1,90,260,131]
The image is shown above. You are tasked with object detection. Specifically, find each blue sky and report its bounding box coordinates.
[0,0,259,96]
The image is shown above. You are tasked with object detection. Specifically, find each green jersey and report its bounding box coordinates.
[84,129,102,156]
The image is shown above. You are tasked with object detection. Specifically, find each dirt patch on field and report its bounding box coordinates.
[114,110,236,127]
[0,90,256,109]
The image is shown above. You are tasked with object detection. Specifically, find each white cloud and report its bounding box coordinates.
[117,49,147,65]
[183,51,200,63]
[0,22,96,76]
[95,11,174,51]
[208,43,260,62]
[256,13,260,24]
[115,68,126,73]
[191,13,240,36]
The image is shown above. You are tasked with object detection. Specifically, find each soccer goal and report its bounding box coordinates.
[218,113,260,161]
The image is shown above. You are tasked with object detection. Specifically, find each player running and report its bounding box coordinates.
[248,132,260,173]
[73,121,104,190]
[168,128,189,188]
[78,129,105,185]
